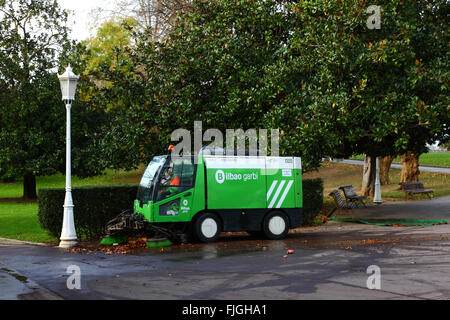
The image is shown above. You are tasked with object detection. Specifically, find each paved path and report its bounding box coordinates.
[331,159,450,174]
[338,195,450,220]
[1,224,450,300]
[0,196,450,300]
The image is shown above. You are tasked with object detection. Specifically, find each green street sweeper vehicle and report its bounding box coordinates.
[103,146,303,244]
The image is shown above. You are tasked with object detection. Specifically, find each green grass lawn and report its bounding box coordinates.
[350,152,450,168]
[0,202,56,243]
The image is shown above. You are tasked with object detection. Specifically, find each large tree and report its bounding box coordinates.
[80,0,298,168]
[82,0,448,180]
[0,0,107,199]
[264,0,449,194]
[0,0,71,199]
[76,17,162,170]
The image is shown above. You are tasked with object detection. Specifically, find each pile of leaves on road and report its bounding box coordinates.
[68,237,151,255]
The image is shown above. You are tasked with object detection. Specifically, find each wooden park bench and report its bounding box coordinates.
[398,182,433,200]
[339,185,367,207]
[328,189,356,217]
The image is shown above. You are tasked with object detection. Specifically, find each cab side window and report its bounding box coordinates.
[156,158,195,201]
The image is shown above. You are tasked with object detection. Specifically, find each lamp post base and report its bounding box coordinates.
[60,191,77,249]
[59,239,78,248]
[373,190,383,204]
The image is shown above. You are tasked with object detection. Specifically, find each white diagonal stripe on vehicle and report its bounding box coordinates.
[268,180,285,208]
[267,180,278,201]
[276,180,294,208]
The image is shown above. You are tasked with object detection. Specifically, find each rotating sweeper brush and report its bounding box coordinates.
[100,210,174,247]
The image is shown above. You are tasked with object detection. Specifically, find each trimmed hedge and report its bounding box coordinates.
[38,185,138,240]
[302,178,324,225]
[38,179,323,240]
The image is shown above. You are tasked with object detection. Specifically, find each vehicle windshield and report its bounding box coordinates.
[137,155,167,205]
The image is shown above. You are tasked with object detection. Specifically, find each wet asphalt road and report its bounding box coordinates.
[1,196,449,300]
[1,219,450,300]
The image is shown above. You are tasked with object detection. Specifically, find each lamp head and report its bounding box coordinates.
[58,64,79,102]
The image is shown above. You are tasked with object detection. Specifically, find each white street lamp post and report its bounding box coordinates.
[373,157,382,204]
[58,65,79,248]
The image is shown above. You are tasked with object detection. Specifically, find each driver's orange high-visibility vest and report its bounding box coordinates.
[170,176,180,186]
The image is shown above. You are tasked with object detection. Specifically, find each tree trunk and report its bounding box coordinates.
[400,152,420,183]
[23,173,37,200]
[379,155,395,185]
[361,155,376,197]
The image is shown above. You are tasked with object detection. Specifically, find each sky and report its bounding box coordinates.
[57,0,116,41]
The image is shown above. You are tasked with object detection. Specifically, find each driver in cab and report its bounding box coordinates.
[158,162,180,199]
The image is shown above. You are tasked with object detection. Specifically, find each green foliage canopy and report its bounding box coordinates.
[81,0,449,172]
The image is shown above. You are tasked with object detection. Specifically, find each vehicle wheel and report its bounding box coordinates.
[194,213,222,243]
[262,211,289,240]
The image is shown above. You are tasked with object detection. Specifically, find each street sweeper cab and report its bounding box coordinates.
[105,146,303,243]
